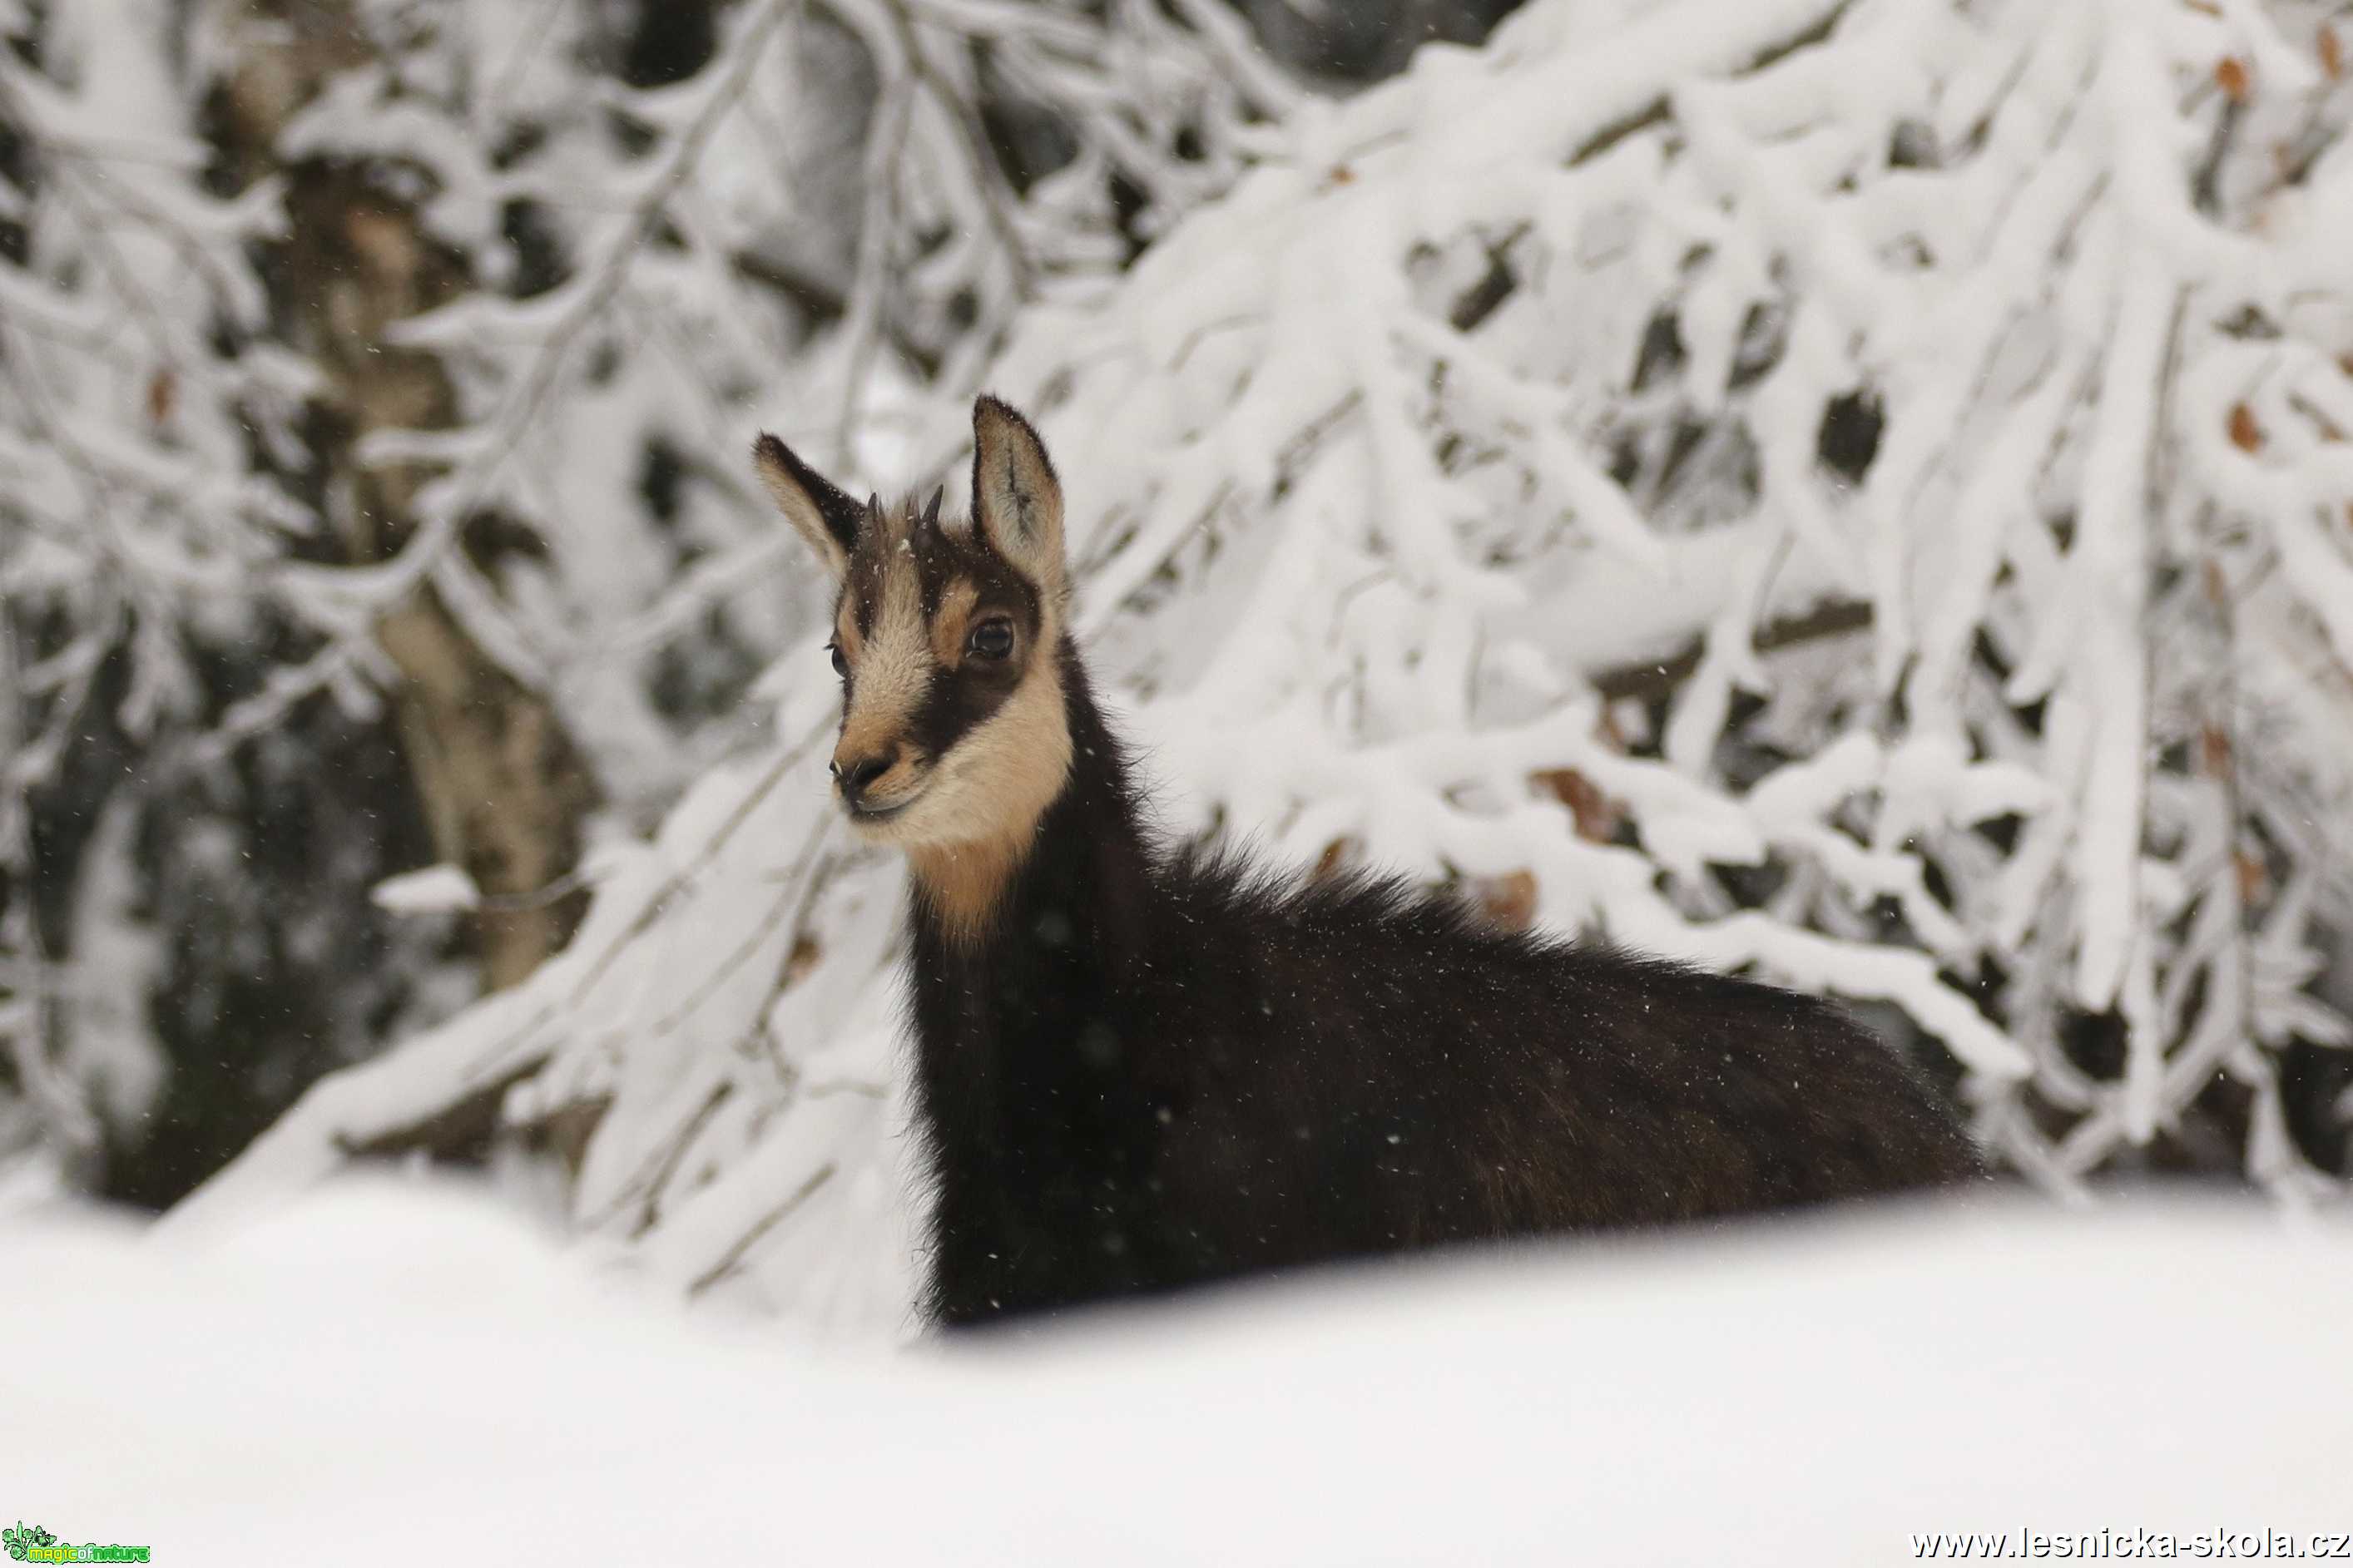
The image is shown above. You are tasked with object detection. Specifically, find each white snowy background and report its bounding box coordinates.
[148,0,2353,1325]
[5,0,2353,1547]
[9,1175,2353,1566]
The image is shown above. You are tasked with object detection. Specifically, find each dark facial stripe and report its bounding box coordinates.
[834,498,1052,759]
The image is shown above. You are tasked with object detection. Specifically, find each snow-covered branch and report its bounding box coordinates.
[175,0,2353,1333]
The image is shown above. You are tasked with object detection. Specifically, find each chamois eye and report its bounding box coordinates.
[968,618,1014,660]
[827,641,847,677]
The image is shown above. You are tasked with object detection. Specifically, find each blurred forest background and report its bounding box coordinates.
[3,0,2351,1328]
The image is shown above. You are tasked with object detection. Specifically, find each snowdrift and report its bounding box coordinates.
[11,1180,2351,1566]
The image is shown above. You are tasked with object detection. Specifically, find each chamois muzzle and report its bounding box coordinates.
[830,748,916,818]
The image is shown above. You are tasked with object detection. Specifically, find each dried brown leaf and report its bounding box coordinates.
[1531,768,1625,843]
[1312,836,1360,882]
[2234,849,2268,905]
[2200,724,2232,778]
[1474,869,1539,932]
[2228,402,2264,453]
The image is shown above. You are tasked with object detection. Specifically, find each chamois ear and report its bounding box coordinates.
[752,431,863,581]
[970,396,1065,600]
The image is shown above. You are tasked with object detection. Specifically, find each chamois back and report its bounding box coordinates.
[753,396,1985,1328]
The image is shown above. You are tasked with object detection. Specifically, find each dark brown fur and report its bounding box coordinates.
[755,398,1985,1330]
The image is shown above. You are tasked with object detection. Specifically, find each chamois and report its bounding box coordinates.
[753,396,1982,1328]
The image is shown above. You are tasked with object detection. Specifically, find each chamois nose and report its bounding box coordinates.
[830,751,891,806]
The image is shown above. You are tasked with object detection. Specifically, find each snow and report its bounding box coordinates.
[7,0,2353,1392]
[368,864,482,915]
[7,1178,2351,1565]
[138,0,2353,1338]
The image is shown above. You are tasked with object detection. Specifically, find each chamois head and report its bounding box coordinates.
[753,397,1075,879]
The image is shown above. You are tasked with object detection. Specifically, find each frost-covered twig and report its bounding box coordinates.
[177,0,2353,1333]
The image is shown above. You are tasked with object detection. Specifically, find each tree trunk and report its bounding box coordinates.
[213,5,596,990]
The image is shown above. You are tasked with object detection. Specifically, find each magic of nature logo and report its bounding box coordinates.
[3,1523,150,1564]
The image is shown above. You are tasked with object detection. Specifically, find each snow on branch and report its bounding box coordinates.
[2,0,1316,1186]
[181,0,2353,1328]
